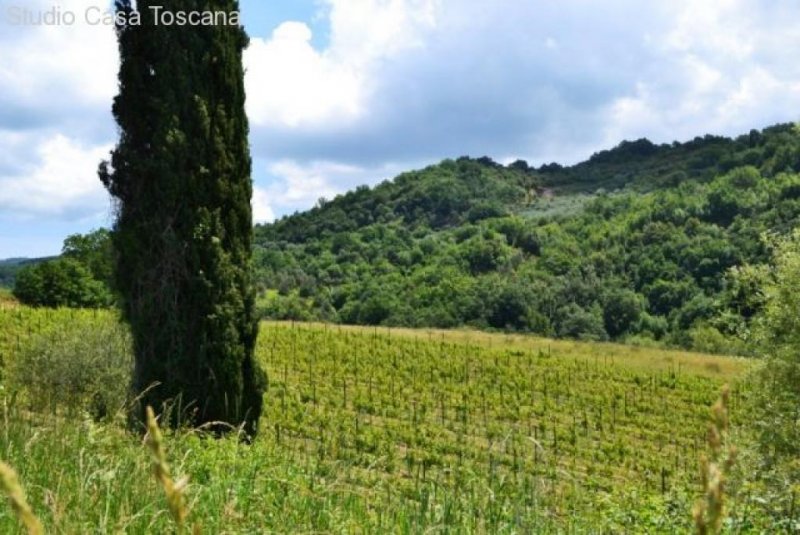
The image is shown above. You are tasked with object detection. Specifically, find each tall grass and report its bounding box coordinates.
[0,461,43,534]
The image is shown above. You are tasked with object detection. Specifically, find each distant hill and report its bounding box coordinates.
[260,124,798,242]
[258,156,534,243]
[12,124,800,349]
[0,257,54,287]
[0,258,38,266]
[253,122,800,352]
[546,124,798,188]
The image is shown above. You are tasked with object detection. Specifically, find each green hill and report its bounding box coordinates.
[253,123,800,351]
[0,257,53,288]
[540,124,800,190]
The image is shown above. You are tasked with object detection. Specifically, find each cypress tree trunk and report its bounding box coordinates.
[100,0,265,437]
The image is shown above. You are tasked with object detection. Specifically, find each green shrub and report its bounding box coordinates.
[13,257,112,308]
[8,321,132,419]
[602,288,644,337]
[688,324,747,355]
[556,303,608,341]
[743,229,800,468]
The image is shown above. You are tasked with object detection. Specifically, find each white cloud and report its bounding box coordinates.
[256,158,410,217]
[0,134,111,219]
[271,163,335,204]
[251,186,276,224]
[601,0,800,147]
[0,0,117,231]
[245,0,800,219]
[324,0,438,64]
[244,0,439,128]
[0,130,34,175]
[266,159,356,206]
[0,0,118,122]
[663,0,755,59]
[245,22,363,128]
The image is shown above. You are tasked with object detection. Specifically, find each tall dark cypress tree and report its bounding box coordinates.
[100,0,265,436]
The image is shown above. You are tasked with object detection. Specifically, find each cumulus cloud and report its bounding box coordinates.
[0,134,111,219]
[257,158,409,217]
[244,0,800,226]
[601,0,800,145]
[324,0,438,63]
[0,0,118,250]
[266,160,343,205]
[0,0,118,139]
[251,186,276,224]
[249,0,662,168]
[245,21,363,128]
[250,158,405,226]
[244,0,439,129]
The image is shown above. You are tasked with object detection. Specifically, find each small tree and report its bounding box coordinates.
[602,288,643,338]
[13,258,111,308]
[749,229,800,460]
[62,228,114,287]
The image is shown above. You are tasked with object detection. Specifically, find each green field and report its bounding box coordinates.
[0,307,761,532]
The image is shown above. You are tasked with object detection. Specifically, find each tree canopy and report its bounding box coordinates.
[252,124,800,353]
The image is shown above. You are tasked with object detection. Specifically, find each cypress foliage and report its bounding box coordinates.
[100,0,265,436]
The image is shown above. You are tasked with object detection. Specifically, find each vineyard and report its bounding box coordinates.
[0,307,760,532]
[258,322,752,528]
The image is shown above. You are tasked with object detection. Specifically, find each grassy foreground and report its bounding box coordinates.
[0,307,769,532]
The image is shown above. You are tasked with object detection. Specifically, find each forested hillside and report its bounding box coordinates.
[10,123,800,352]
[253,123,800,352]
[0,257,52,288]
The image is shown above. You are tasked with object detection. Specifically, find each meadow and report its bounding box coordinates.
[0,307,763,532]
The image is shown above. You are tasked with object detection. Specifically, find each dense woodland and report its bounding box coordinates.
[8,123,800,353]
[252,123,800,353]
[0,257,51,288]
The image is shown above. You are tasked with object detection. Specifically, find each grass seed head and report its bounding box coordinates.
[0,461,44,535]
[145,406,193,531]
[693,384,736,535]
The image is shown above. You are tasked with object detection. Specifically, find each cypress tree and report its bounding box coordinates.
[99,0,265,436]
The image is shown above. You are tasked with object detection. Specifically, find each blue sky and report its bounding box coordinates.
[0,0,799,257]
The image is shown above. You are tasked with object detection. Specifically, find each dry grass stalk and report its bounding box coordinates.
[145,406,200,534]
[0,460,44,535]
[693,385,737,535]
